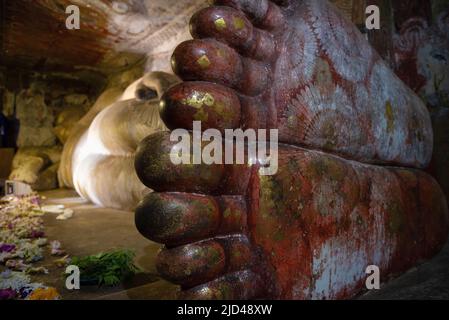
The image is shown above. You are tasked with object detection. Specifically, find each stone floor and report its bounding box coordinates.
[36,189,178,300]
[37,189,449,300]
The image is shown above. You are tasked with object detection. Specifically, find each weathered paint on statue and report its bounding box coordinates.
[168,0,433,168]
[134,0,449,299]
[136,133,448,299]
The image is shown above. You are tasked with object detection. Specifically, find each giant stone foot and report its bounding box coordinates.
[135,132,448,299]
[134,0,449,299]
[164,0,433,168]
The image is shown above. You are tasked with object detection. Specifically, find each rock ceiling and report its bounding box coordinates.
[0,0,206,75]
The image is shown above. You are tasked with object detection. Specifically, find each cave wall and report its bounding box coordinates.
[329,0,448,106]
[0,70,106,189]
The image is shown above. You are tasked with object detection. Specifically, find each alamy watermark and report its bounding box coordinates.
[365,5,381,30]
[65,265,80,290]
[64,4,381,31]
[170,121,279,176]
[366,265,381,290]
[65,5,80,30]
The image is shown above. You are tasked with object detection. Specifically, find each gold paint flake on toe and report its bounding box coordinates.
[385,100,395,133]
[233,17,245,30]
[214,17,227,31]
[216,49,226,58]
[197,55,211,69]
[182,91,215,109]
[194,108,209,122]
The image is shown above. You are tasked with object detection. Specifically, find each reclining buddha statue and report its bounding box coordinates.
[59,72,179,210]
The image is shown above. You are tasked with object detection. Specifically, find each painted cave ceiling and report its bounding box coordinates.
[0,0,206,75]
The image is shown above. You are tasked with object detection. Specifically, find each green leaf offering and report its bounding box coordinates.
[69,249,140,286]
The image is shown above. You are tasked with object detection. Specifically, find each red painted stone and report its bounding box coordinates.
[135,133,449,299]
[135,0,449,300]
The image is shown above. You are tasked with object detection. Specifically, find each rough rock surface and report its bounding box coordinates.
[15,90,56,148]
[9,147,62,191]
